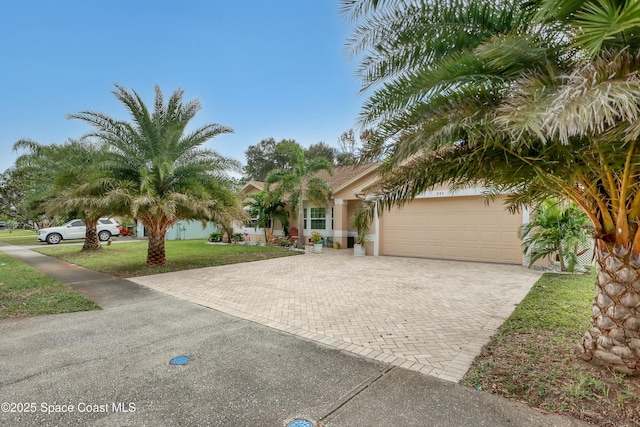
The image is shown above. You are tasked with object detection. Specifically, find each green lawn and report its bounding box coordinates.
[0,252,99,319]
[0,229,41,246]
[462,270,640,426]
[36,240,301,277]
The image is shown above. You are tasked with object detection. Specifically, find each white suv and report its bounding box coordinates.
[37,218,121,244]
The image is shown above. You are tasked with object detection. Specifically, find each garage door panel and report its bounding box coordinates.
[380,196,522,264]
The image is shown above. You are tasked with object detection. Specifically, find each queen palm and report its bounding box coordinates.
[344,0,640,373]
[265,141,332,249]
[70,84,241,267]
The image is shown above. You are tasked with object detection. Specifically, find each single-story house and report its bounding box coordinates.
[239,163,528,265]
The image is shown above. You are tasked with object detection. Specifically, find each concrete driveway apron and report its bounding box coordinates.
[131,249,541,382]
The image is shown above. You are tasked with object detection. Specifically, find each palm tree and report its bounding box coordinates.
[69,84,242,267]
[244,189,288,242]
[13,139,108,250]
[265,141,332,249]
[343,0,640,373]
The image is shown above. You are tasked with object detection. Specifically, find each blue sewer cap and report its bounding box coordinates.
[287,420,313,427]
[170,356,191,365]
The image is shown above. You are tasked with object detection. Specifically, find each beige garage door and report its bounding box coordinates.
[379,196,523,264]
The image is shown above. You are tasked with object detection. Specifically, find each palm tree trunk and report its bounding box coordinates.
[83,218,102,251]
[146,231,167,267]
[297,198,304,250]
[578,244,640,374]
[557,244,566,272]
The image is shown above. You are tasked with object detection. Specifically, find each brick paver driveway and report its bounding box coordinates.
[130,249,541,382]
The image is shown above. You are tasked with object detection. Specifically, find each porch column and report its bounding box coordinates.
[333,198,349,248]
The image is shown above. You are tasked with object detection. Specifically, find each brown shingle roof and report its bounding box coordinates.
[240,180,265,193]
[241,163,379,197]
[314,163,378,190]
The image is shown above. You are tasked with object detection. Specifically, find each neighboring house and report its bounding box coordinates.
[135,220,219,241]
[240,164,528,265]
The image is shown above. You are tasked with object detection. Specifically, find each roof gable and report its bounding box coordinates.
[240,180,265,194]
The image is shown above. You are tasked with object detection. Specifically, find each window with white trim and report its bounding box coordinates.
[331,207,334,229]
[246,218,272,229]
[310,208,326,230]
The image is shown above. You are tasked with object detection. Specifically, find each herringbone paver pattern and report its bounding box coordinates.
[131,249,541,382]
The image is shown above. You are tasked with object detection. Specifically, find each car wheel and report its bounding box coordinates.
[98,230,111,241]
[46,233,62,245]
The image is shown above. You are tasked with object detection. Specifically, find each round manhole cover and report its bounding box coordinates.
[170,356,191,365]
[286,420,313,427]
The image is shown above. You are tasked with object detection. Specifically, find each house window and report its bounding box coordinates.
[310,208,326,230]
[246,218,272,229]
[331,207,334,229]
[303,208,307,229]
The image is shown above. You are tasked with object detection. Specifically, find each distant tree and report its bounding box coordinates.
[243,138,295,181]
[336,129,377,165]
[304,142,337,165]
[337,129,357,165]
[0,167,30,222]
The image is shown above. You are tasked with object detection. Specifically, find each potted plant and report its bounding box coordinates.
[352,202,373,256]
[333,241,341,249]
[310,231,324,254]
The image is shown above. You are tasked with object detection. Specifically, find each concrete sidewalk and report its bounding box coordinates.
[0,244,588,426]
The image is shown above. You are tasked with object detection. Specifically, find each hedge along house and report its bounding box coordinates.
[240,164,527,264]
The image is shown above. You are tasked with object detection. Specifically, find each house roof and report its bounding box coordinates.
[240,180,265,194]
[314,163,379,192]
[239,163,381,200]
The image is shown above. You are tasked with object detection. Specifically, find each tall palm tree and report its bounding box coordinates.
[343,0,640,373]
[13,139,108,250]
[69,84,242,267]
[265,141,332,249]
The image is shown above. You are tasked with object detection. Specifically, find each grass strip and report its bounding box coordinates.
[462,270,640,425]
[0,252,99,319]
[36,239,301,277]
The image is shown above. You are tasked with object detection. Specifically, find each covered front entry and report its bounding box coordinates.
[378,195,524,264]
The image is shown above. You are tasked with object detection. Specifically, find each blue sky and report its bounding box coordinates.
[0,1,363,174]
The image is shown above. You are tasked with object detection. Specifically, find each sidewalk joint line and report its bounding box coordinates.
[317,365,396,424]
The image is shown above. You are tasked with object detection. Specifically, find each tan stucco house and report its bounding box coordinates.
[239,163,527,265]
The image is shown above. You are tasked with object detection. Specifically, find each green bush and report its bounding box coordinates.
[231,232,244,243]
[309,231,323,244]
[5,220,18,233]
[208,231,223,243]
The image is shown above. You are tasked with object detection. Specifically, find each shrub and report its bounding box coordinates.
[5,220,18,233]
[520,199,592,272]
[309,231,323,244]
[208,231,223,243]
